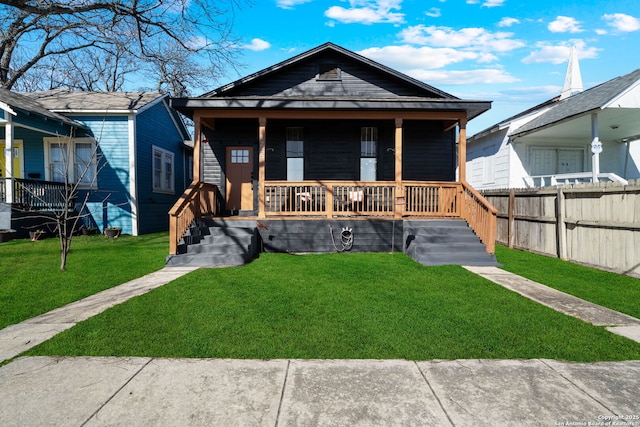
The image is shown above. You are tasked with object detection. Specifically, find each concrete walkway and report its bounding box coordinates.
[1,264,639,425]
[0,266,198,362]
[464,266,640,343]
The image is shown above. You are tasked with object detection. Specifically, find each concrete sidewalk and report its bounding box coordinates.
[1,356,639,426]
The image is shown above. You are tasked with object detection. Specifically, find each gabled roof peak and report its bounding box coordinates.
[202,42,457,100]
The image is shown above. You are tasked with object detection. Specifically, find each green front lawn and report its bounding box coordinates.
[0,233,168,329]
[495,245,640,319]
[26,253,640,361]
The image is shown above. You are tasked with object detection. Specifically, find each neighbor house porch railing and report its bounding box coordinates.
[168,180,497,255]
[0,178,74,211]
[168,181,220,255]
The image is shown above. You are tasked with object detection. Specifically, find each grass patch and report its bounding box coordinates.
[0,233,168,329]
[495,245,640,319]
[27,253,640,361]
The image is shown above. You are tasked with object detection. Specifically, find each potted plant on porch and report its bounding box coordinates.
[104,227,122,239]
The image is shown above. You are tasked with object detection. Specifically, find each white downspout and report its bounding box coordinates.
[128,115,139,236]
[4,113,14,203]
[590,113,602,183]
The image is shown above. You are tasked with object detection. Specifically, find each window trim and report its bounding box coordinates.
[152,145,175,194]
[44,137,98,189]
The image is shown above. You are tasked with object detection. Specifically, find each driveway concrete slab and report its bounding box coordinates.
[418,359,617,427]
[0,356,150,427]
[85,358,287,426]
[278,359,452,426]
[464,266,640,330]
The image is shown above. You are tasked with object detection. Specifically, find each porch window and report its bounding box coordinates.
[286,127,304,181]
[46,139,97,187]
[153,146,174,193]
[360,127,377,181]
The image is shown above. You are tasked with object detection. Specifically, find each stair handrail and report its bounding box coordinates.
[169,181,219,255]
[460,181,497,254]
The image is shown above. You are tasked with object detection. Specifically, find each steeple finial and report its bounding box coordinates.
[560,46,583,100]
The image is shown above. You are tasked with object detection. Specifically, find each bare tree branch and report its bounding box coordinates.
[0,0,249,95]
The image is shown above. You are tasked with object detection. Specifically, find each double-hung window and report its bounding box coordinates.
[47,138,97,187]
[153,146,174,193]
[360,127,377,181]
[286,127,304,181]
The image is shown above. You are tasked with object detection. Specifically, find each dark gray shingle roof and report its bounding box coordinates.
[512,68,640,137]
[0,88,84,128]
[23,90,166,112]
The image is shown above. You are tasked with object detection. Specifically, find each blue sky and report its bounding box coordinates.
[217,0,640,135]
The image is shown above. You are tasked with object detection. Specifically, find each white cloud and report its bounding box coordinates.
[359,45,478,69]
[602,13,640,32]
[242,38,271,51]
[325,0,405,24]
[548,16,583,33]
[406,68,518,85]
[466,0,504,6]
[425,7,441,18]
[276,0,312,9]
[595,28,608,35]
[522,41,599,64]
[497,17,520,27]
[483,0,505,7]
[399,25,525,53]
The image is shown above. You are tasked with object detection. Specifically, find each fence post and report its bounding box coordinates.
[508,189,515,248]
[556,187,567,260]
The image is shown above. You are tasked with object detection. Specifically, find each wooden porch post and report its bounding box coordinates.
[394,118,403,219]
[193,112,202,182]
[258,117,267,219]
[458,116,467,183]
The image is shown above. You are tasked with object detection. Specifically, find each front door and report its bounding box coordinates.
[226,147,253,212]
[0,141,22,178]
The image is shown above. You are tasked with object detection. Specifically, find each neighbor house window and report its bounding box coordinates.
[153,146,174,193]
[286,127,304,181]
[46,138,97,187]
[360,127,377,181]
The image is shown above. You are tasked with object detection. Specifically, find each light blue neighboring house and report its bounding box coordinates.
[14,90,192,235]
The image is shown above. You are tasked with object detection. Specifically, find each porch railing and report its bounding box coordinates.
[265,181,463,218]
[461,182,497,254]
[167,180,497,255]
[168,182,220,255]
[0,178,74,211]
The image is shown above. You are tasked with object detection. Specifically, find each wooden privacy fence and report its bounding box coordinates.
[482,180,640,277]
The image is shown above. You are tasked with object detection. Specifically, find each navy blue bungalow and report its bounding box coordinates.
[168,43,499,266]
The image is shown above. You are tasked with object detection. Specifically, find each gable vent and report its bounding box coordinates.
[317,63,341,80]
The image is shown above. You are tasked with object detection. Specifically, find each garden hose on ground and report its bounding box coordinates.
[329,225,353,252]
